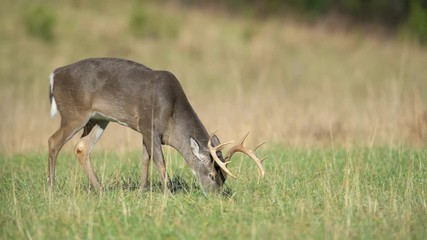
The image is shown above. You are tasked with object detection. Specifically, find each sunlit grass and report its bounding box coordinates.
[1,148,426,239]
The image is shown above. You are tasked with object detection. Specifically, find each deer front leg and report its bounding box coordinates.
[140,145,150,191]
[143,136,168,193]
[153,145,168,193]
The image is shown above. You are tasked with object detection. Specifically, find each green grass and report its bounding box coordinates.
[1,1,427,239]
[1,148,426,239]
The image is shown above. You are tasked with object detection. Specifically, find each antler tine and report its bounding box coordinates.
[208,134,237,179]
[239,132,250,145]
[225,134,266,178]
[254,141,267,152]
[260,156,268,163]
[215,141,235,151]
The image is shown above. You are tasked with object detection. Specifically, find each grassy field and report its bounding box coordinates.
[1,1,427,239]
[1,148,426,239]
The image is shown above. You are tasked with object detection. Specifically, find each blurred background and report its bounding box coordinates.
[0,0,426,154]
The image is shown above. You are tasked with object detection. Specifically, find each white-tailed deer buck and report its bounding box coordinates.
[48,58,266,193]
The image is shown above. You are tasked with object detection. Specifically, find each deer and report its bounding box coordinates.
[48,58,266,194]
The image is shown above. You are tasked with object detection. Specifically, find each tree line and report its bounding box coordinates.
[181,0,427,43]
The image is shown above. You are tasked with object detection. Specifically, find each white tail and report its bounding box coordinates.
[49,73,58,117]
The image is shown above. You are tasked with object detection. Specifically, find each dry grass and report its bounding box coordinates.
[0,1,427,154]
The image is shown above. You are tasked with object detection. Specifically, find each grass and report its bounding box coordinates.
[1,1,427,239]
[1,147,426,239]
[0,1,427,153]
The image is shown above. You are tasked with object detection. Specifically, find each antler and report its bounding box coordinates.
[208,133,267,179]
[207,135,237,178]
[224,133,266,178]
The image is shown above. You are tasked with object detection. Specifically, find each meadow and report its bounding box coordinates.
[0,1,426,239]
[1,148,426,239]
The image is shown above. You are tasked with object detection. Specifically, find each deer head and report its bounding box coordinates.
[189,133,266,193]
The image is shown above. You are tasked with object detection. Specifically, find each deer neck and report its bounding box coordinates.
[165,106,210,164]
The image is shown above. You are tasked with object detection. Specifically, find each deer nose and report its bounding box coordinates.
[208,172,216,181]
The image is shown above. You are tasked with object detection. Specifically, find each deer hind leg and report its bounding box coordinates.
[74,120,109,190]
[48,118,89,188]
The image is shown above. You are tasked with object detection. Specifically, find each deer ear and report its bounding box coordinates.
[210,134,221,147]
[190,138,202,160]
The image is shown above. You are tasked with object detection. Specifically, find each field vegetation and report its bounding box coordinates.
[0,0,426,239]
[1,148,426,239]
